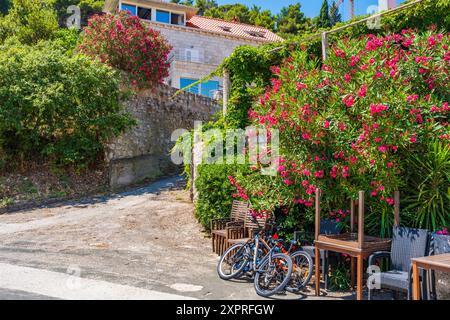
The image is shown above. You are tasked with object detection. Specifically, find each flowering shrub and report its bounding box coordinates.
[231,30,449,234]
[79,11,172,86]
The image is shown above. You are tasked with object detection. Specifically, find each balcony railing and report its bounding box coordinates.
[168,51,215,65]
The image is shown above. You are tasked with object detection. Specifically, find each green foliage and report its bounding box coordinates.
[220,44,288,129]
[0,0,59,45]
[50,27,81,53]
[316,0,331,29]
[329,262,351,291]
[194,163,249,230]
[51,0,105,26]
[0,0,10,15]
[194,0,217,16]
[205,4,275,30]
[329,1,342,27]
[404,140,450,231]
[277,3,314,37]
[0,42,135,166]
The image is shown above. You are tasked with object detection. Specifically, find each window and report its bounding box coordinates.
[120,3,137,16]
[201,81,220,98]
[156,10,170,23]
[138,7,152,20]
[171,13,184,25]
[245,30,266,38]
[218,25,231,32]
[185,49,199,63]
[180,78,199,95]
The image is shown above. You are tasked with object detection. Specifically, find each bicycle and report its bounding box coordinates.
[269,236,313,293]
[217,228,293,298]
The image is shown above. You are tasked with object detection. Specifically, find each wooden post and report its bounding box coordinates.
[358,191,365,249]
[315,189,321,240]
[315,246,321,296]
[357,254,364,300]
[394,191,400,227]
[321,32,329,61]
[412,261,421,300]
[350,199,355,233]
[222,69,230,117]
[314,188,321,296]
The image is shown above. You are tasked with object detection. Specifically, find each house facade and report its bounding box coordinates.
[106,0,283,98]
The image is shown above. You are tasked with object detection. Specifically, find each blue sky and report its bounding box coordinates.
[216,0,405,21]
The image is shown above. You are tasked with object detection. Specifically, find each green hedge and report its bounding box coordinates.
[0,42,134,167]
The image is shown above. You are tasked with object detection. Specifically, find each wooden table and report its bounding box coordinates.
[412,253,450,300]
[315,234,391,300]
[313,190,396,301]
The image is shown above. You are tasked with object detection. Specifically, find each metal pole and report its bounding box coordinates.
[321,32,328,61]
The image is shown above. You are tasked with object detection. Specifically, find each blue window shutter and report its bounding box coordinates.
[201,81,219,98]
[156,10,170,23]
[180,78,199,95]
[120,3,137,16]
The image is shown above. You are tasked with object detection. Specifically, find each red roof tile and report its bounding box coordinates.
[186,16,283,43]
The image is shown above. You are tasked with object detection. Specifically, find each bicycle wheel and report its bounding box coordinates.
[217,243,250,280]
[286,250,313,293]
[254,253,292,297]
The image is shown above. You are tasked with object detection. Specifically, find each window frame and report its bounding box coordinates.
[120,3,137,16]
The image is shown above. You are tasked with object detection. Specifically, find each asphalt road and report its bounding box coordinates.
[0,176,352,300]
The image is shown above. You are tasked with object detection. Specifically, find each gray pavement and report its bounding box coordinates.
[0,176,353,300]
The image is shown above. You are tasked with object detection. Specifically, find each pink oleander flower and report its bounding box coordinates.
[296,82,307,90]
[436,228,449,235]
[314,170,324,178]
[343,95,355,107]
[344,73,351,82]
[358,84,367,97]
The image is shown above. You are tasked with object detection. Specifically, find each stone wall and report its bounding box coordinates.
[106,84,217,189]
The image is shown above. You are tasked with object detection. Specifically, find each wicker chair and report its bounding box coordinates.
[429,233,450,300]
[210,201,249,255]
[368,226,430,300]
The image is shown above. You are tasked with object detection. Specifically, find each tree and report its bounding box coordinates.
[316,0,331,29]
[79,11,172,87]
[0,0,59,44]
[0,0,10,15]
[329,1,342,26]
[204,4,275,30]
[195,0,217,16]
[50,0,104,26]
[277,3,312,36]
[250,6,275,30]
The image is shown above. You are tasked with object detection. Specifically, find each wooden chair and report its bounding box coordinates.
[227,212,270,246]
[210,201,249,255]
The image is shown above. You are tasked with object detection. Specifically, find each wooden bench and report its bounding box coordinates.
[227,212,271,245]
[210,201,249,255]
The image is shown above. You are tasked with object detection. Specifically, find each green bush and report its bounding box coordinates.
[195,163,250,231]
[0,0,59,45]
[0,42,134,167]
[404,140,450,231]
